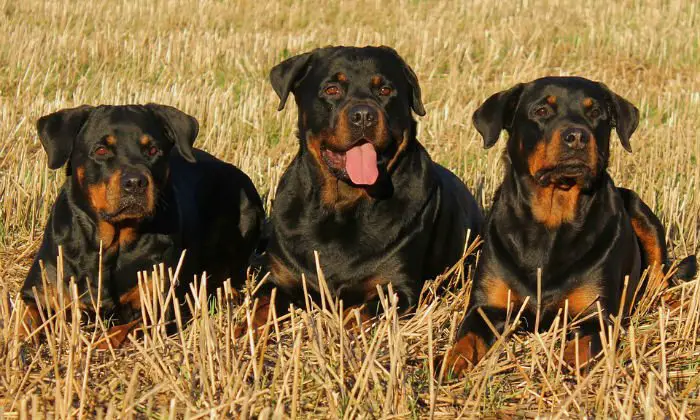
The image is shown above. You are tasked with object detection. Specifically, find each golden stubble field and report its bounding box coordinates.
[0,0,699,418]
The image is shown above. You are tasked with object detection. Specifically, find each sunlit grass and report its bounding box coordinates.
[0,0,698,417]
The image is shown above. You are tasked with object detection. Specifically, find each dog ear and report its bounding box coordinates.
[598,83,639,153]
[401,59,426,116]
[472,83,524,149]
[37,105,94,169]
[379,46,426,116]
[146,104,199,163]
[269,51,315,111]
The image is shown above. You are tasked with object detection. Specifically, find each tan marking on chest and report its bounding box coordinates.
[530,184,581,228]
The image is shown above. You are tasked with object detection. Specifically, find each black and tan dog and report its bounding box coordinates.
[441,77,697,374]
[242,46,483,331]
[21,104,264,346]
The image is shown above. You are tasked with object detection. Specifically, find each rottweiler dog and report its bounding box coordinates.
[21,104,264,346]
[241,46,483,331]
[441,77,697,375]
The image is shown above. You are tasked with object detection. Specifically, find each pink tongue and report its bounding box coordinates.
[345,143,379,185]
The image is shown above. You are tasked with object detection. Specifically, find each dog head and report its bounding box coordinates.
[473,76,638,190]
[38,104,198,223]
[270,46,425,192]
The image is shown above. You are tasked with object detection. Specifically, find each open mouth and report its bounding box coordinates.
[321,140,379,186]
[534,161,592,188]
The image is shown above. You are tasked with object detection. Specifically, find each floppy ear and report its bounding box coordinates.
[37,105,94,169]
[401,61,426,116]
[472,83,524,149]
[598,83,639,153]
[269,51,314,111]
[379,46,426,116]
[146,104,199,163]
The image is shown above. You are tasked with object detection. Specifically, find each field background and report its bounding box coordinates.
[1,0,699,418]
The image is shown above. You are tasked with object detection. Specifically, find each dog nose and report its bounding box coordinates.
[562,127,589,149]
[121,171,148,194]
[349,104,377,128]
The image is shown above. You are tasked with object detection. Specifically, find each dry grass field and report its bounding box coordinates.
[1,0,699,417]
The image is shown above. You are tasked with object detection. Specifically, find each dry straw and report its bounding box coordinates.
[0,0,698,417]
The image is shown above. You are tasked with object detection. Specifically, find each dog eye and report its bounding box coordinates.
[589,107,602,119]
[379,86,393,96]
[94,146,109,157]
[533,106,551,118]
[147,146,160,157]
[324,85,341,96]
